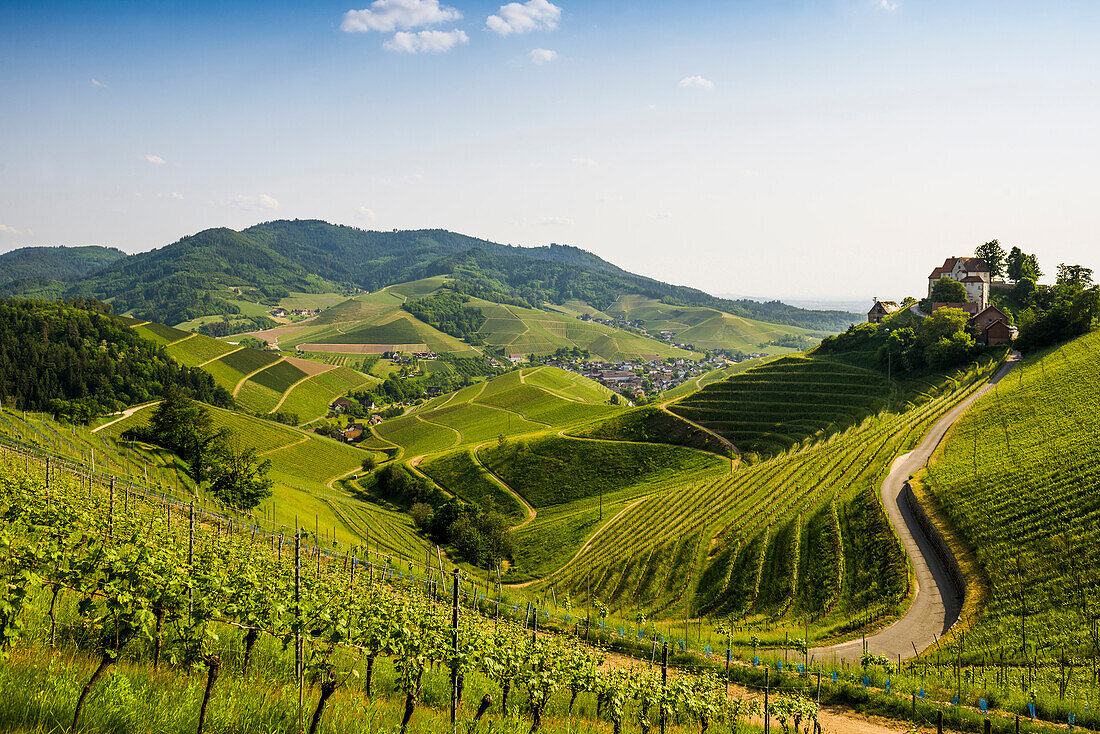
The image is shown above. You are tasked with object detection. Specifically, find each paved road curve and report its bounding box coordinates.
[811,353,1019,664]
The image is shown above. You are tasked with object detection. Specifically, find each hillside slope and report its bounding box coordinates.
[920,329,1100,656]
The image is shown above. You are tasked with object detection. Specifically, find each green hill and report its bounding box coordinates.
[608,295,824,353]
[7,219,858,333]
[919,329,1100,658]
[0,245,126,298]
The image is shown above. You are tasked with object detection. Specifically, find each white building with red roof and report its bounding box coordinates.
[928,257,991,309]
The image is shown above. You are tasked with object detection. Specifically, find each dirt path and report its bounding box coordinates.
[812,353,1020,663]
[92,402,159,434]
[471,442,537,529]
[269,371,325,413]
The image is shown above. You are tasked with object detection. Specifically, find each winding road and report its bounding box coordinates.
[812,352,1019,663]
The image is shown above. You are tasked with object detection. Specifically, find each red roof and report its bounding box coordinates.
[961,275,985,283]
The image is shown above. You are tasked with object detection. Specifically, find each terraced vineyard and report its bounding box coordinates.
[530,353,1004,634]
[920,329,1100,656]
[668,355,893,458]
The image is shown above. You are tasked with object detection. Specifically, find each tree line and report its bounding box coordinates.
[0,297,231,422]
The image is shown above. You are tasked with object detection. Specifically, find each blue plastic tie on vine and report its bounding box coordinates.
[862,677,869,688]
[1029,703,1036,719]
[777,661,783,673]
[753,656,760,667]
[919,688,925,699]
[952,695,959,706]
[797,664,804,674]
[1069,713,1075,728]
[980,699,987,713]
[679,639,686,651]
[885,680,891,693]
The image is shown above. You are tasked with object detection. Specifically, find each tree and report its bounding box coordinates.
[1007,248,1042,283]
[976,240,1007,280]
[929,276,968,304]
[206,433,274,510]
[1006,246,1025,282]
[1057,263,1094,288]
[1021,253,1042,281]
[146,388,217,480]
[920,307,972,346]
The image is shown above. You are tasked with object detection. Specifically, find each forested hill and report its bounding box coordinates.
[0,298,232,422]
[0,245,126,299]
[4,219,858,331]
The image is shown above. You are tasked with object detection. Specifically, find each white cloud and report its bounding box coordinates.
[570,157,596,167]
[486,0,561,35]
[538,216,573,226]
[644,103,657,110]
[91,78,107,88]
[876,0,899,9]
[529,48,558,64]
[341,0,461,32]
[229,194,281,211]
[384,29,468,52]
[679,75,713,89]
[356,206,378,222]
[144,154,167,165]
[0,224,23,235]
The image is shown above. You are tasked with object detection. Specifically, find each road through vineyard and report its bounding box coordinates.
[812,352,1020,663]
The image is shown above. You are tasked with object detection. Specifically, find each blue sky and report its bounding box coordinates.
[2,0,1098,300]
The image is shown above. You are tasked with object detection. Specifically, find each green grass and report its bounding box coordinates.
[234,379,283,413]
[921,329,1100,659]
[571,405,733,456]
[668,354,892,458]
[419,449,526,520]
[479,435,726,509]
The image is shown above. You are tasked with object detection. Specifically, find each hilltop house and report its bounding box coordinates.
[929,257,991,310]
[868,300,901,324]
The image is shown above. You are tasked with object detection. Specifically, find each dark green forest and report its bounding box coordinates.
[402,291,487,344]
[1,220,857,331]
[0,298,232,422]
[0,245,126,301]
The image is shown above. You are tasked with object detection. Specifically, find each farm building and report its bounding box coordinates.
[867,300,901,324]
[969,305,1017,346]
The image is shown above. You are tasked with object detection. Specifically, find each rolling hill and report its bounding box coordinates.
[0,219,859,333]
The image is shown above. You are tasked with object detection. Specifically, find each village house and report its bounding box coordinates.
[867,300,901,324]
[507,353,527,364]
[928,257,991,309]
[342,423,365,442]
[331,397,357,413]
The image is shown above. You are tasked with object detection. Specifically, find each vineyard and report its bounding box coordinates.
[0,451,778,734]
[668,355,893,459]
[920,328,1100,660]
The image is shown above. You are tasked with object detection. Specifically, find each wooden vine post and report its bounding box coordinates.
[450,568,460,727]
[295,526,303,734]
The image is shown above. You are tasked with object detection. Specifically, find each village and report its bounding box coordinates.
[540,352,765,401]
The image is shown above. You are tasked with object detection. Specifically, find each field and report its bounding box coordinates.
[607,295,824,353]
[920,329,1100,658]
[668,355,893,458]
[131,321,192,346]
[471,298,694,361]
[95,402,426,557]
[419,448,527,519]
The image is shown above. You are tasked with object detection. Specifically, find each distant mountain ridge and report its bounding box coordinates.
[1,220,859,331]
[0,245,127,299]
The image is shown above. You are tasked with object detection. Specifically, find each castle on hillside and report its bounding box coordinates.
[928,256,990,311]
